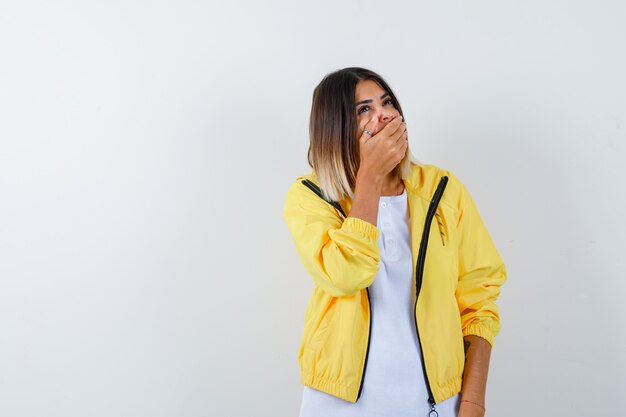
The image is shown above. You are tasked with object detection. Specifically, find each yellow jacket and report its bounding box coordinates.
[282,163,506,405]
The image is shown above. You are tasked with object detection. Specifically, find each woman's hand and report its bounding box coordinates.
[357,115,408,179]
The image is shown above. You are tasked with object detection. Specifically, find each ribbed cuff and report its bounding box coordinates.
[343,216,380,240]
[462,322,497,347]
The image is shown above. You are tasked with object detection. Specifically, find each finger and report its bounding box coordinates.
[359,118,377,142]
[380,114,405,138]
[397,139,408,160]
[399,129,408,144]
[390,121,407,143]
[390,133,408,160]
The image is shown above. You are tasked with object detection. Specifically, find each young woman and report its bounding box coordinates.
[283,67,506,417]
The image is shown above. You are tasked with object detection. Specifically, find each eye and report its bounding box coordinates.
[384,98,394,106]
[357,106,369,115]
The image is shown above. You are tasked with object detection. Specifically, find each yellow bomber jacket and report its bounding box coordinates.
[282,163,507,405]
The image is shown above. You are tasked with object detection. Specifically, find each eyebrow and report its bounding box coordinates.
[356,92,390,107]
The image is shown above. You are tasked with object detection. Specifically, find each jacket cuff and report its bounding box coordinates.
[343,216,380,240]
[462,322,497,347]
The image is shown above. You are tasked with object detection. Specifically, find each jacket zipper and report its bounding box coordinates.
[414,176,449,413]
[356,287,372,401]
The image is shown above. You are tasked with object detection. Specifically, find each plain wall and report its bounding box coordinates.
[1,1,624,416]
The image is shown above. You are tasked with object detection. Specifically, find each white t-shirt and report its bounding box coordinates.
[298,187,461,417]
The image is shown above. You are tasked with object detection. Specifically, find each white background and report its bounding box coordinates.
[1,1,624,416]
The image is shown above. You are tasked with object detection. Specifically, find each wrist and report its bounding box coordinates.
[356,165,383,188]
[460,399,485,415]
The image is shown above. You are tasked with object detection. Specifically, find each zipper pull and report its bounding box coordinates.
[428,400,438,417]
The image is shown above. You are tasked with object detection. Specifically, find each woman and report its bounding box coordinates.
[283,67,506,417]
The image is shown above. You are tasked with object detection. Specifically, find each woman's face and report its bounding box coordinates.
[354,79,401,138]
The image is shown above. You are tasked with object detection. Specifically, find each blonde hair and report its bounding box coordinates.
[307,67,423,202]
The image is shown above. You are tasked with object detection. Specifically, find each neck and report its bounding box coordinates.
[380,171,404,196]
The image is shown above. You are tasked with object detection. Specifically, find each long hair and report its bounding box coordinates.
[307,67,421,202]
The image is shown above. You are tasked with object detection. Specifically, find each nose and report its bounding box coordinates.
[375,110,395,129]
[379,110,392,122]
[366,109,397,135]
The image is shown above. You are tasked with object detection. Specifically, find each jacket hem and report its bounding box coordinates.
[432,375,463,404]
[301,371,358,403]
[301,371,463,405]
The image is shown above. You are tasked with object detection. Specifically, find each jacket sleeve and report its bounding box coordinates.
[451,173,507,347]
[283,180,381,297]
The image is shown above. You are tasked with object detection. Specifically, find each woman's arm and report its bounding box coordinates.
[459,335,491,417]
[348,166,383,225]
[283,176,383,297]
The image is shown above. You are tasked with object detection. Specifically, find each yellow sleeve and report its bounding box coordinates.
[451,173,507,347]
[283,180,381,297]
